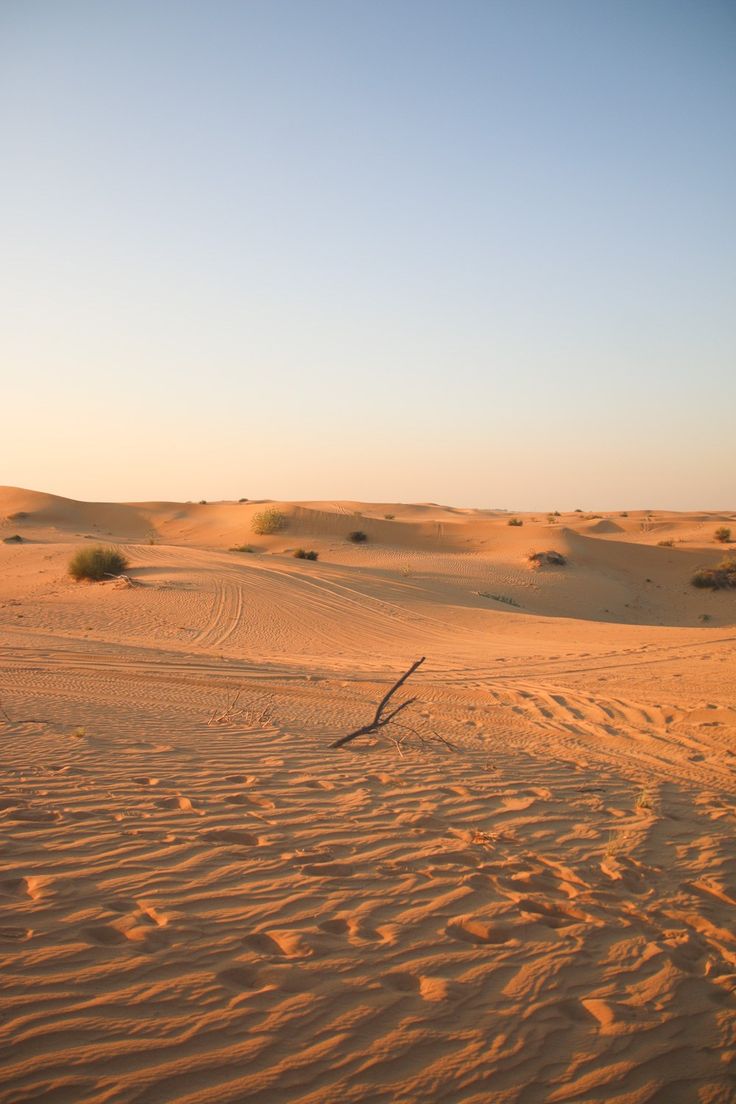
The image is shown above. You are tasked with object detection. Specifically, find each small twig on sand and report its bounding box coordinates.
[330,658,426,749]
[208,689,274,728]
[0,698,49,726]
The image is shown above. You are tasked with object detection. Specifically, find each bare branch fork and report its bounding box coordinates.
[0,698,49,726]
[330,657,426,749]
[104,573,139,587]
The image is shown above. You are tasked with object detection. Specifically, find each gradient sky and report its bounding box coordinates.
[2,0,734,509]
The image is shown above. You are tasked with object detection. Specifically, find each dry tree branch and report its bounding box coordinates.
[330,657,426,749]
[0,698,49,725]
[208,689,274,728]
[104,573,140,587]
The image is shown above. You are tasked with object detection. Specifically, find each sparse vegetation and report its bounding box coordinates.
[230,544,256,553]
[657,539,674,547]
[547,514,559,525]
[199,500,207,505]
[384,514,395,520]
[252,508,287,535]
[293,548,318,560]
[69,545,128,582]
[635,788,653,811]
[691,558,736,590]
[3,534,23,543]
[507,518,523,527]
[714,526,731,543]
[348,530,367,543]
[476,591,521,607]
[238,498,248,503]
[528,549,567,567]
[620,511,628,517]
[7,511,29,521]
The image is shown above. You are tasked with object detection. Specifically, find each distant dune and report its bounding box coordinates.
[1,487,735,1104]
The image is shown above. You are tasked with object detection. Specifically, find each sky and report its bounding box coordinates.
[2,0,734,510]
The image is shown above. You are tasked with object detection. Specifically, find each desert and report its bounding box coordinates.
[4,3,735,1099]
[1,487,734,1103]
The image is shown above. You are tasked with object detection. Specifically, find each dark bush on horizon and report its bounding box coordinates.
[691,558,736,590]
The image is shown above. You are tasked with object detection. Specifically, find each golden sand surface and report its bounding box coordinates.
[1,488,734,1103]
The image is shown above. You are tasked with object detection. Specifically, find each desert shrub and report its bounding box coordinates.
[238,498,248,503]
[384,514,395,520]
[528,549,567,567]
[69,545,128,581]
[714,527,731,543]
[657,539,674,547]
[252,508,287,535]
[507,518,523,527]
[620,511,628,517]
[293,548,318,560]
[199,500,207,505]
[7,511,29,521]
[230,544,256,553]
[476,591,520,607]
[348,530,367,543]
[3,534,23,543]
[691,558,736,590]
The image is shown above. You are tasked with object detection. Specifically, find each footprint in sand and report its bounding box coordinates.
[154,795,204,815]
[381,971,460,1002]
[9,807,61,824]
[300,860,355,878]
[516,898,591,927]
[317,916,380,943]
[217,964,261,989]
[243,930,313,957]
[83,924,128,946]
[318,918,350,935]
[0,875,51,901]
[446,918,517,945]
[0,926,33,941]
[202,827,260,846]
[85,903,173,949]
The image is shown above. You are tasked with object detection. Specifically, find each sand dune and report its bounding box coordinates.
[1,488,734,1103]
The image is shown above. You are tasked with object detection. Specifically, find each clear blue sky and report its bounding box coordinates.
[2,0,734,508]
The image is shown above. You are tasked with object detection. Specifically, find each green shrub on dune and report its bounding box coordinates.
[252,508,287,535]
[69,546,128,581]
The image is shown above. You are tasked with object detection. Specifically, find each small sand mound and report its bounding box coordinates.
[587,519,623,533]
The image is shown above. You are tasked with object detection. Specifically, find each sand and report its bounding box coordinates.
[1,487,734,1103]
